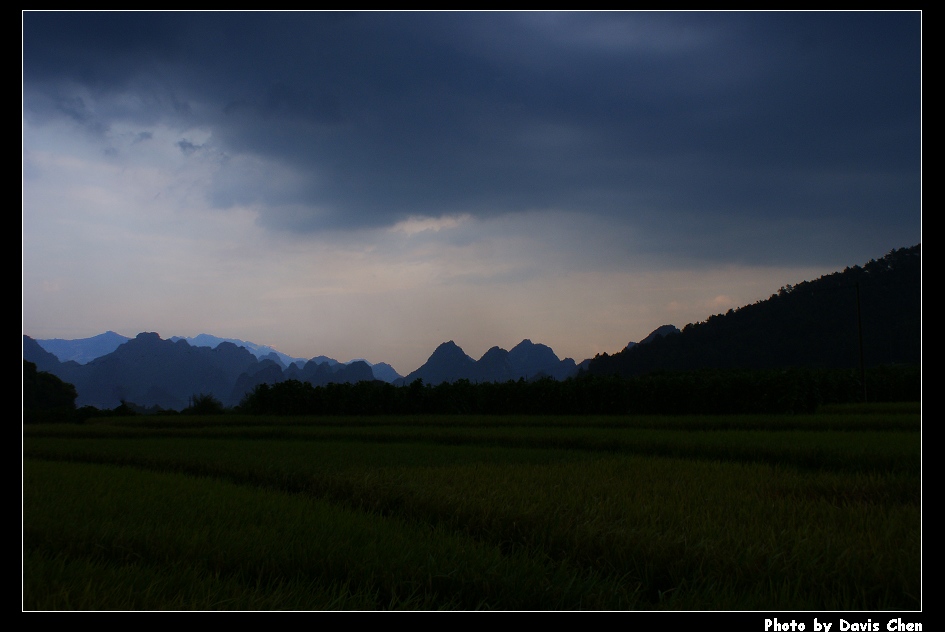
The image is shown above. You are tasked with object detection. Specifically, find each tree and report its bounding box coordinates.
[183,393,225,415]
[23,360,77,423]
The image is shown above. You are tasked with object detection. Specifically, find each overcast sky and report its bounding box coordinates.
[22,11,921,374]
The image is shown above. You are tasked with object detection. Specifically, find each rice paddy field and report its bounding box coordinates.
[22,403,921,611]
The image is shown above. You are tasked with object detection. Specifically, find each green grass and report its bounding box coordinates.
[24,460,633,610]
[23,409,921,610]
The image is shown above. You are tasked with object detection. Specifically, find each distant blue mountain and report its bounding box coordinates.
[34,331,130,364]
[169,334,310,368]
[170,334,401,382]
[365,362,401,383]
[23,331,397,410]
[26,332,259,410]
[24,335,67,373]
[33,331,403,383]
[25,326,681,408]
[23,330,643,410]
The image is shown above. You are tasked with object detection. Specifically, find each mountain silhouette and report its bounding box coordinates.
[23,335,68,374]
[398,341,477,386]
[23,244,920,410]
[34,330,130,364]
[34,331,403,383]
[588,245,920,377]
[625,325,680,350]
[397,338,581,386]
[23,332,394,410]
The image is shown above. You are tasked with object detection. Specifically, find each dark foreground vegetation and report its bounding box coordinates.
[24,403,919,610]
[23,360,78,425]
[235,365,919,416]
[26,361,920,422]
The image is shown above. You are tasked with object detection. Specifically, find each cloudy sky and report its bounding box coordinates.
[22,11,921,375]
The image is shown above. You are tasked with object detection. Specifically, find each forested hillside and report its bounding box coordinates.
[587,245,920,377]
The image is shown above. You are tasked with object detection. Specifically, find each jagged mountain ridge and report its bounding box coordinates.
[34,331,403,383]
[169,335,399,383]
[25,244,919,410]
[23,332,385,410]
[169,334,309,369]
[33,331,131,365]
[22,331,613,410]
[30,330,601,393]
[395,338,584,386]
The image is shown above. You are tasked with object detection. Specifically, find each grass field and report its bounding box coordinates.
[22,403,921,610]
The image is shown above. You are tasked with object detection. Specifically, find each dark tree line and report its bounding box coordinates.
[28,362,917,421]
[235,365,919,417]
[23,359,230,422]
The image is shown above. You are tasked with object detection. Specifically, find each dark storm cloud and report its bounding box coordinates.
[23,11,920,261]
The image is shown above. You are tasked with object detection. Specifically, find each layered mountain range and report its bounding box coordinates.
[394,338,597,386]
[24,332,380,410]
[24,244,920,412]
[26,329,675,411]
